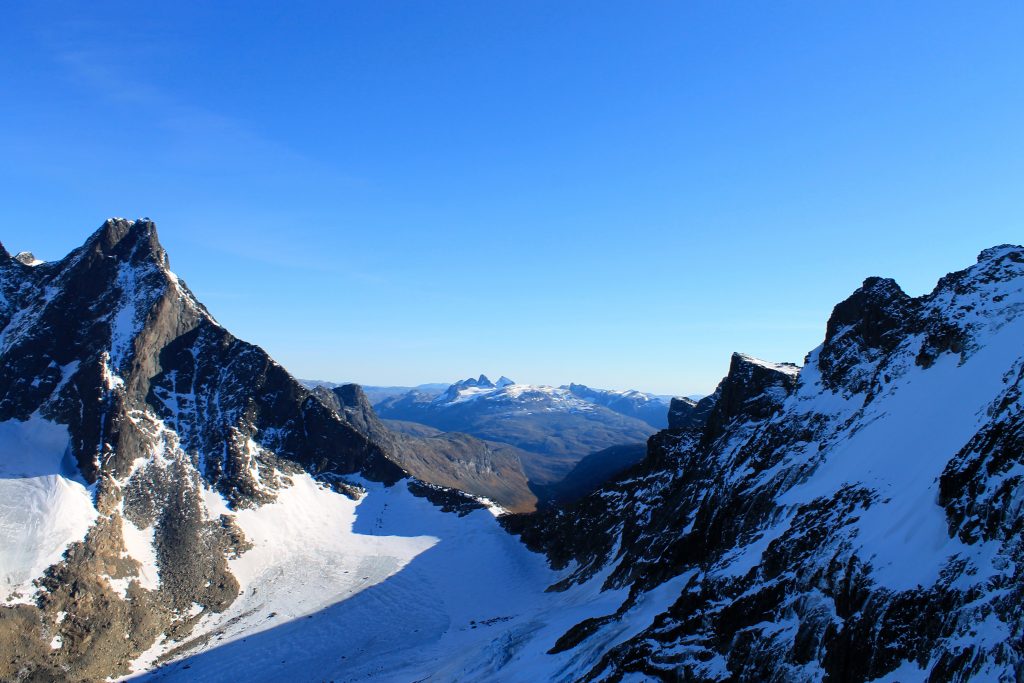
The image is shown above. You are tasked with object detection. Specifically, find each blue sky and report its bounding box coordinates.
[2,2,1021,394]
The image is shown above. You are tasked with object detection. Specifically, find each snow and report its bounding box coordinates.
[109,262,146,371]
[217,473,437,610]
[0,416,97,601]
[735,353,801,376]
[776,276,1024,591]
[101,352,126,391]
[440,381,598,413]
[714,515,794,579]
[130,475,695,682]
[588,387,666,404]
[13,251,44,267]
[865,659,927,682]
[121,518,160,591]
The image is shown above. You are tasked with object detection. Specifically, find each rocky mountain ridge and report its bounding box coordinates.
[0,219,403,680]
[504,244,1024,681]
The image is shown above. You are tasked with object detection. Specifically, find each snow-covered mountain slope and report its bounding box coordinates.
[0,220,403,681]
[565,383,673,428]
[375,375,660,484]
[133,473,696,683]
[506,244,1024,681]
[430,374,601,410]
[428,375,672,429]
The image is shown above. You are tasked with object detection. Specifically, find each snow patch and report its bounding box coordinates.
[13,251,44,267]
[0,416,97,600]
[735,352,802,376]
[121,518,160,591]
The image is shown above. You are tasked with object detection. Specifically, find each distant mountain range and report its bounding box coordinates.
[297,374,673,496]
[299,380,449,405]
[301,376,687,427]
[373,374,665,485]
[311,383,538,512]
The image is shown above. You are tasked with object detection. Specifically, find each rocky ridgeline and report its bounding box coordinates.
[506,245,1024,681]
[0,220,402,681]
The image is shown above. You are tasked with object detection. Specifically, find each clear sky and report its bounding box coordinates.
[2,2,1021,395]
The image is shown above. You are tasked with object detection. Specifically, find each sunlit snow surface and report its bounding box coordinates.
[130,474,677,683]
[771,261,1024,591]
[0,416,97,601]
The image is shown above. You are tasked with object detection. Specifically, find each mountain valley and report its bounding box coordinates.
[2,220,1023,682]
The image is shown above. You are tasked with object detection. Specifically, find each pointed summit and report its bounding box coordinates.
[13,251,43,266]
[976,244,1023,264]
[88,217,170,269]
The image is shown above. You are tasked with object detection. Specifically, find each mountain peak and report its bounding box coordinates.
[976,243,1024,264]
[88,217,169,269]
[496,375,515,387]
[13,251,44,266]
[823,276,912,349]
[699,352,799,442]
[817,275,915,393]
[731,352,800,376]
[667,396,698,429]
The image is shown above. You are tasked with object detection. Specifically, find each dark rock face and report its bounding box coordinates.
[0,219,400,681]
[506,244,1024,682]
[666,396,696,429]
[700,353,799,445]
[818,276,917,395]
[505,355,802,593]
